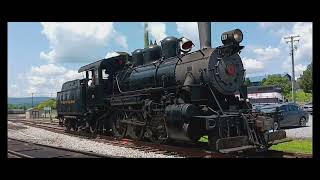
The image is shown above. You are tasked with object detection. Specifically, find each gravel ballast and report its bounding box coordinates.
[8,121,178,158]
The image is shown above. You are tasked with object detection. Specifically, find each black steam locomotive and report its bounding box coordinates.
[57,22,287,153]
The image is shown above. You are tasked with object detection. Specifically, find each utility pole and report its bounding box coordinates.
[31,92,34,108]
[284,35,300,103]
[144,22,149,48]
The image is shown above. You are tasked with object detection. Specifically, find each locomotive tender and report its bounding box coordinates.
[57,22,287,153]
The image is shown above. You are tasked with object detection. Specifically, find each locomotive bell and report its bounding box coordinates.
[180,37,194,53]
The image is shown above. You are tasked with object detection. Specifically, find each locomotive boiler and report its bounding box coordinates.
[57,22,287,153]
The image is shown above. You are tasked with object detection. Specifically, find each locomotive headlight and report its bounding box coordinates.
[180,37,194,53]
[221,29,243,45]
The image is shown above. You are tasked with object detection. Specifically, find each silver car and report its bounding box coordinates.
[259,103,309,130]
[302,103,313,114]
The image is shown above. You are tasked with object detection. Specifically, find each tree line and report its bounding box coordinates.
[244,62,312,103]
[8,98,57,110]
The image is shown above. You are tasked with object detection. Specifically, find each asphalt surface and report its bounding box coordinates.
[283,114,312,139]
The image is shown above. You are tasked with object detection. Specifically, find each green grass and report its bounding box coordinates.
[270,139,312,154]
[199,136,208,142]
[199,136,312,154]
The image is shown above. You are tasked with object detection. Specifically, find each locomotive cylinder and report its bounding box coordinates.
[165,104,201,141]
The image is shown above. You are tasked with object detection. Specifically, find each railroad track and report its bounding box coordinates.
[7,138,117,158]
[8,119,312,158]
[9,119,230,158]
[239,149,312,158]
[9,119,65,132]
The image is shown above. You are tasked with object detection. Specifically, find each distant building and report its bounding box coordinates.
[236,85,286,104]
[247,73,291,87]
[25,107,57,119]
[8,109,25,114]
[26,107,43,119]
[248,75,267,86]
[282,73,292,81]
[248,85,285,104]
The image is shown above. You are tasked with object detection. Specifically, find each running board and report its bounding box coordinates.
[216,136,249,151]
[268,130,287,142]
[268,138,292,145]
[219,145,255,153]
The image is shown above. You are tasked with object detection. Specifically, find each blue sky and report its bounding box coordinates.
[8,22,312,97]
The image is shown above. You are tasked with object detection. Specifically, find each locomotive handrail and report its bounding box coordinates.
[208,106,219,115]
[208,85,224,114]
[115,74,164,94]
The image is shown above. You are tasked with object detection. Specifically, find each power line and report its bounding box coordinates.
[31,93,34,108]
[30,92,56,108]
[284,35,300,103]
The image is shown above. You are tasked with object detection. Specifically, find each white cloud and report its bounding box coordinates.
[286,22,312,64]
[26,87,37,94]
[253,46,280,61]
[259,22,283,28]
[282,61,307,80]
[8,84,22,97]
[27,76,47,86]
[259,22,293,36]
[255,22,312,78]
[40,22,128,63]
[260,22,312,65]
[176,22,199,48]
[295,64,307,79]
[22,64,84,97]
[31,63,67,76]
[114,33,128,49]
[148,22,167,43]
[280,22,312,78]
[242,58,265,74]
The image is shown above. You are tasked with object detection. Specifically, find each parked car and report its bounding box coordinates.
[302,103,313,114]
[258,103,309,130]
[252,103,275,112]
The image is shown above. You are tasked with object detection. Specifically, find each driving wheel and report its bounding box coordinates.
[128,112,145,140]
[111,111,127,139]
[299,117,307,127]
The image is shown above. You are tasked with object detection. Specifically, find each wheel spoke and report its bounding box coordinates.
[128,112,145,140]
[111,111,127,139]
[149,117,167,144]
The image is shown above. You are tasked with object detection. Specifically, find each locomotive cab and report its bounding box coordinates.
[78,52,130,108]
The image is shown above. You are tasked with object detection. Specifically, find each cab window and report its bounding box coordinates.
[87,70,93,86]
[94,70,99,85]
[102,69,109,79]
[70,92,74,100]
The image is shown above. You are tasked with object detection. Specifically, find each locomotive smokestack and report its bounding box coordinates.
[198,22,211,49]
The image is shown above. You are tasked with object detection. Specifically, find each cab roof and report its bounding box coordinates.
[78,52,130,73]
